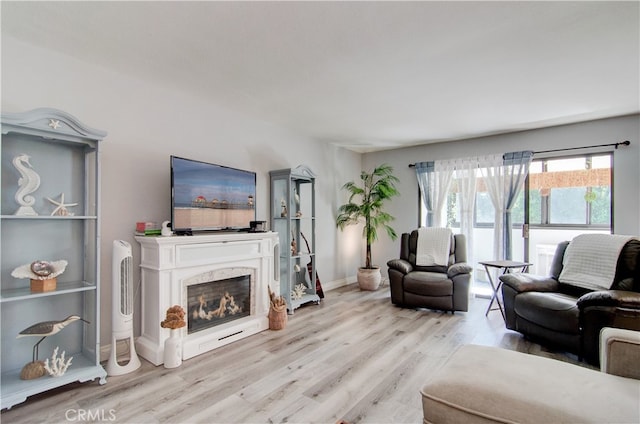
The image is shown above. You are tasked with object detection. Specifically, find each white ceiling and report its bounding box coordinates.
[2,1,639,152]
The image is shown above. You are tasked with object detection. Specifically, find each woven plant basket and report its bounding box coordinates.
[268,304,287,330]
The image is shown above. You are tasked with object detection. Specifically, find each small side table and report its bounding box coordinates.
[479,260,531,321]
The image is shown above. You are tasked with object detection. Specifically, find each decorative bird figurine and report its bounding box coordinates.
[17,315,89,362]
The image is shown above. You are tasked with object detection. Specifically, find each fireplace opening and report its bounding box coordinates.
[187,274,251,334]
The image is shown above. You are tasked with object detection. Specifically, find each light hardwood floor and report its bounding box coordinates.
[1,284,593,423]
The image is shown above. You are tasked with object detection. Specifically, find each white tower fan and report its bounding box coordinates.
[106,240,141,375]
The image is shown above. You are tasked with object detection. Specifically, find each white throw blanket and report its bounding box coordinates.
[558,234,636,290]
[416,227,452,266]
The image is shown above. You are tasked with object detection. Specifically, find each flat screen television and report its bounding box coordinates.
[171,156,256,234]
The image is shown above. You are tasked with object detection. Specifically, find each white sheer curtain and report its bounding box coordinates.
[415,162,454,228]
[452,158,478,267]
[416,151,532,263]
[479,152,533,261]
[479,155,506,260]
[432,161,455,227]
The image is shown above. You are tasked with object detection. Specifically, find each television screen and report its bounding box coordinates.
[171,156,256,233]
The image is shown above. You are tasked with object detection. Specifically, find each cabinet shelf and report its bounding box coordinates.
[1,108,107,410]
[0,354,106,411]
[1,215,97,220]
[270,165,321,314]
[283,253,315,260]
[1,281,96,303]
[290,293,321,311]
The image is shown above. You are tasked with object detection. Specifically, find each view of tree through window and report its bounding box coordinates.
[531,154,611,227]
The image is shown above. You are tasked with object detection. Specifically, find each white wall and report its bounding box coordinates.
[364,114,640,275]
[1,36,362,346]
[3,34,638,348]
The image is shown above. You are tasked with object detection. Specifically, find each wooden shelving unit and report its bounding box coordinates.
[269,165,320,313]
[1,109,107,410]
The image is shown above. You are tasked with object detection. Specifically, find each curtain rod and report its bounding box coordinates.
[407,140,630,168]
[533,140,630,155]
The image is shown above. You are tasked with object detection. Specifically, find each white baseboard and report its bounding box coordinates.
[322,275,395,291]
[100,339,137,363]
[322,276,357,291]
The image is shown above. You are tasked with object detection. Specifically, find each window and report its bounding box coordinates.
[474,191,526,227]
[446,192,460,228]
[419,152,612,229]
[529,154,611,227]
[475,192,494,225]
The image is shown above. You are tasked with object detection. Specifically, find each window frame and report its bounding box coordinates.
[526,152,612,230]
[418,152,613,230]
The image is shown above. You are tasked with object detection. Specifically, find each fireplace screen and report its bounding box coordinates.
[187,274,251,334]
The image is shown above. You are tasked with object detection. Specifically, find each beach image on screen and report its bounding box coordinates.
[172,157,255,230]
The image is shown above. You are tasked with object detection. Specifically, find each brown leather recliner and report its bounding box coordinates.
[387,231,472,312]
[500,238,640,365]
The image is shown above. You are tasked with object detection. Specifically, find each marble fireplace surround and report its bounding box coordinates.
[135,232,279,365]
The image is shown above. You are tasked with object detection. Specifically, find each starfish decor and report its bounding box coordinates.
[46,193,78,216]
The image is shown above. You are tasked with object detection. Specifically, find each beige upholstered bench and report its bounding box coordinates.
[421,329,640,424]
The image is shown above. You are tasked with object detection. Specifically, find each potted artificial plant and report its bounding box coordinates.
[336,164,400,290]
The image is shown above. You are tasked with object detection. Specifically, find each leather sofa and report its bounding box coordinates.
[387,231,472,312]
[421,328,640,424]
[500,237,640,365]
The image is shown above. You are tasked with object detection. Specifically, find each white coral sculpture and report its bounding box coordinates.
[292,283,306,300]
[44,346,73,377]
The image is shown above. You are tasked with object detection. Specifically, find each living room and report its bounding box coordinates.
[1,1,639,422]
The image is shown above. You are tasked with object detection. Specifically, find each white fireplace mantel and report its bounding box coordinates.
[135,232,279,365]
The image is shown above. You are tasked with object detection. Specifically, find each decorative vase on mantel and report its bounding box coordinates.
[164,330,182,369]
